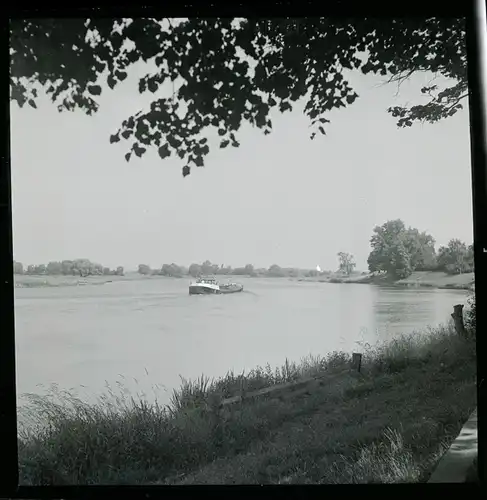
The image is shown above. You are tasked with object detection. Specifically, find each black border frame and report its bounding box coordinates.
[2,0,485,497]
[466,0,487,491]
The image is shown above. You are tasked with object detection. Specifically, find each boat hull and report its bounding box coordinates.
[219,284,244,294]
[189,285,221,295]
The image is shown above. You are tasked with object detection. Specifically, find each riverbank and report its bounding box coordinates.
[395,271,475,291]
[297,271,474,291]
[17,323,476,485]
[13,273,152,288]
[15,270,474,291]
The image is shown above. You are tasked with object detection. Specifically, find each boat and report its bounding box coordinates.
[189,277,244,295]
[219,281,244,294]
[189,277,221,295]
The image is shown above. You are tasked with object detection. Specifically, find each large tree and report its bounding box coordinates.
[138,263,152,275]
[337,252,356,275]
[10,17,467,176]
[46,261,63,275]
[403,228,437,271]
[367,219,415,279]
[367,219,441,279]
[188,263,202,277]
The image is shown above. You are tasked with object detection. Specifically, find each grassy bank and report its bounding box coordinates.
[13,272,189,288]
[395,271,474,291]
[297,271,474,290]
[14,275,112,288]
[13,273,148,288]
[18,324,476,485]
[297,272,375,285]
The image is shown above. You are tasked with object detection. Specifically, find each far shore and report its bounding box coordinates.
[13,272,157,288]
[296,270,475,291]
[13,270,474,291]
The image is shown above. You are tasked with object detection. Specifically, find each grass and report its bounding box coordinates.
[17,323,476,485]
[395,271,475,290]
[298,271,475,290]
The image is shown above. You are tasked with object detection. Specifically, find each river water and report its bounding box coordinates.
[14,277,468,406]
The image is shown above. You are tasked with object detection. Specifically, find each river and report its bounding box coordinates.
[14,277,468,407]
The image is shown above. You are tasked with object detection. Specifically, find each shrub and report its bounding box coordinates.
[464,293,476,337]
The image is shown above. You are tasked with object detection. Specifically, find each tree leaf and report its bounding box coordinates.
[220,140,230,148]
[9,17,468,179]
[87,85,102,96]
[346,93,358,105]
[133,144,147,158]
[158,144,171,159]
[107,75,117,90]
[279,102,292,112]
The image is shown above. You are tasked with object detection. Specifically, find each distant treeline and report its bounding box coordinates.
[13,259,124,278]
[137,262,324,278]
[138,220,474,280]
[13,219,473,281]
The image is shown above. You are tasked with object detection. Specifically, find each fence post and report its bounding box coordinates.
[451,304,467,338]
[352,352,362,372]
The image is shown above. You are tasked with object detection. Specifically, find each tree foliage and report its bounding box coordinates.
[367,219,472,279]
[337,252,356,275]
[10,18,467,176]
[159,263,184,277]
[13,261,24,275]
[367,219,412,278]
[437,239,474,274]
[138,263,152,275]
[402,228,437,271]
[188,263,202,277]
[464,291,476,336]
[267,264,286,277]
[14,259,124,277]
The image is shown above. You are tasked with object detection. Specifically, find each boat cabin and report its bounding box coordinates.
[196,277,218,285]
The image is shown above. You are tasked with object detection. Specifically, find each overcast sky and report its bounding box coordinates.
[10,57,473,272]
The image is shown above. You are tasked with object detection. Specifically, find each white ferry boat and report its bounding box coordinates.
[189,277,244,295]
[189,277,221,295]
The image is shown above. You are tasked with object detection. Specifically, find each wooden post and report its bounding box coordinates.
[239,378,247,405]
[451,304,467,338]
[352,352,362,372]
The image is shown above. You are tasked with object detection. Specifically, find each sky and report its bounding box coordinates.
[9,52,474,272]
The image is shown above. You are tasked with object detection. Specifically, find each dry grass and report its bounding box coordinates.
[17,324,476,485]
